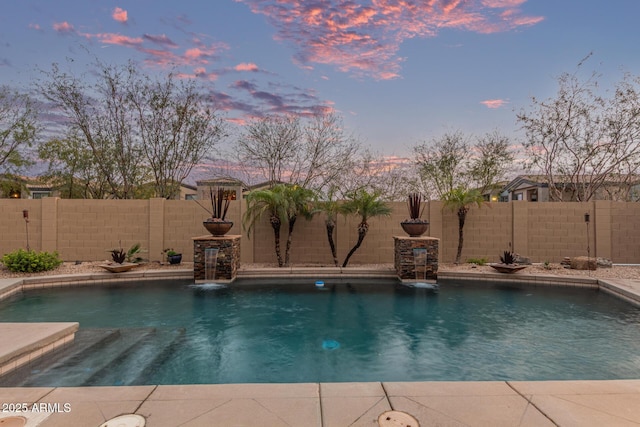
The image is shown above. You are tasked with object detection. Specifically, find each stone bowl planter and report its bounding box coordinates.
[400,220,429,237]
[203,220,233,236]
[99,262,139,273]
[489,263,528,274]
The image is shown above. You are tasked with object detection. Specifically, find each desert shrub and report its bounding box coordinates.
[467,257,488,266]
[500,251,515,265]
[1,249,63,273]
[109,242,144,264]
[110,248,126,264]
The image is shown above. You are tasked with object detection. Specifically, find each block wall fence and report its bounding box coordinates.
[1,198,639,264]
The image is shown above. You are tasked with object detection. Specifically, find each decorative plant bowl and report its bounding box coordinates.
[168,254,182,264]
[400,220,429,237]
[203,220,234,236]
[489,263,528,274]
[99,262,139,273]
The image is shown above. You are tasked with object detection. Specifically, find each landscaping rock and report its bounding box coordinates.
[514,254,532,265]
[597,257,613,268]
[570,256,597,271]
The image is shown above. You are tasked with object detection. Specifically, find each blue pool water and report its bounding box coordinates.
[1,279,640,385]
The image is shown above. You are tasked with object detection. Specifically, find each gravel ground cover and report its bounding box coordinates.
[2,260,640,280]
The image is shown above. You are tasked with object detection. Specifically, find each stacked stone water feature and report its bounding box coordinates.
[394,236,439,281]
[193,235,240,282]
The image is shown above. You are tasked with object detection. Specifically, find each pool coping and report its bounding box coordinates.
[1,266,638,307]
[1,268,640,426]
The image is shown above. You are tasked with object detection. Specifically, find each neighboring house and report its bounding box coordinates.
[1,176,197,200]
[26,184,54,199]
[195,178,290,201]
[480,181,510,202]
[243,180,287,198]
[0,176,55,199]
[499,176,550,202]
[196,178,246,201]
[498,174,640,202]
[177,183,197,200]
[135,181,198,200]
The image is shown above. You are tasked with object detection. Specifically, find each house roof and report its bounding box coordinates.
[196,177,246,187]
[501,175,549,192]
[247,180,287,191]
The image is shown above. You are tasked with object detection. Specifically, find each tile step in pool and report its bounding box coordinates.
[0,327,185,387]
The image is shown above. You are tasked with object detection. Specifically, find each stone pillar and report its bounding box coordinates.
[193,235,241,282]
[394,236,439,281]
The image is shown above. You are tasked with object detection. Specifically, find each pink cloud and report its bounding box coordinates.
[143,34,179,48]
[481,99,509,109]
[235,63,259,72]
[238,0,544,79]
[137,42,226,68]
[112,7,128,23]
[28,23,41,30]
[482,0,526,7]
[184,48,206,60]
[53,22,75,34]
[83,32,144,47]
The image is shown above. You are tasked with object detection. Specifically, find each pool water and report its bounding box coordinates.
[1,280,640,385]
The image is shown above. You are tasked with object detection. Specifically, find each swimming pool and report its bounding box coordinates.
[1,279,639,386]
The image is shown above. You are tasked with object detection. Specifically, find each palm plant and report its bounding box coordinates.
[442,187,485,264]
[341,189,392,267]
[282,185,317,266]
[243,184,316,267]
[243,185,289,267]
[316,187,342,266]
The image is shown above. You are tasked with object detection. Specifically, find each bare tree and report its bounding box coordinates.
[413,132,470,198]
[41,62,147,199]
[468,130,515,194]
[235,112,361,191]
[129,72,226,198]
[0,86,38,174]
[38,132,110,198]
[293,112,360,190]
[236,114,302,185]
[518,69,640,201]
[40,60,225,199]
[413,130,514,198]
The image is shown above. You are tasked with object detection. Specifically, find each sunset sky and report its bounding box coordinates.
[1,1,639,159]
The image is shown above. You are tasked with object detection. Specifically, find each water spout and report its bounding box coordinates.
[413,248,427,281]
[408,248,438,290]
[205,248,219,282]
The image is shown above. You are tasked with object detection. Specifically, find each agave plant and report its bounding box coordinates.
[109,241,144,264]
[500,250,515,265]
[110,248,126,264]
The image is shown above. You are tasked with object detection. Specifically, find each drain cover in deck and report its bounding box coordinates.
[378,410,419,427]
[99,414,145,427]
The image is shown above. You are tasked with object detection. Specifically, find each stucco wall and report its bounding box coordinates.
[1,198,639,264]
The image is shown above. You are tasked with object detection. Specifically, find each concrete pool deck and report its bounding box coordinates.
[1,268,640,426]
[2,380,640,426]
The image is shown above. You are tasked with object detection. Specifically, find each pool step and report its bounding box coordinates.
[85,327,186,386]
[19,328,156,387]
[0,328,119,386]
